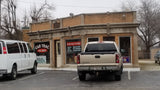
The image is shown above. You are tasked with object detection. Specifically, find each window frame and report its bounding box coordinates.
[87,37,99,42]
[27,43,33,53]
[119,36,132,65]
[22,43,28,53]
[19,43,25,53]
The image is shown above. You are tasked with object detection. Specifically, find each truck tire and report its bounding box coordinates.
[159,61,160,65]
[155,60,157,63]
[78,72,86,81]
[10,65,17,80]
[115,75,121,81]
[31,62,37,74]
[120,66,123,74]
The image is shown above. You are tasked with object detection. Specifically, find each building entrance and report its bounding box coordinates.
[55,41,62,67]
[119,37,131,63]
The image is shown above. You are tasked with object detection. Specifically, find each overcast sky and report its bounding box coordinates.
[17,0,137,19]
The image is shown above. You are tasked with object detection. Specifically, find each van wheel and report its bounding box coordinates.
[115,75,121,81]
[31,62,37,74]
[10,65,17,80]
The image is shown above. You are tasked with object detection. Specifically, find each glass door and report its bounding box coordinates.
[119,37,131,63]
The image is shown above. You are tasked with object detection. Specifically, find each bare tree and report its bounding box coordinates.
[0,0,22,40]
[30,0,55,23]
[121,0,138,11]
[22,10,30,28]
[121,0,160,58]
[137,0,160,58]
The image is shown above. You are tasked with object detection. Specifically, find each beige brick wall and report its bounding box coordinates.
[62,15,81,28]
[31,21,51,32]
[29,11,135,31]
[84,12,134,24]
[22,29,30,42]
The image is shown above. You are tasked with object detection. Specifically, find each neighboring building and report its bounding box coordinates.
[138,36,146,59]
[151,47,160,61]
[22,27,30,42]
[23,11,140,68]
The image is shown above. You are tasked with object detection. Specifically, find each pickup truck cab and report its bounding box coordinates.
[77,41,123,81]
[0,40,37,80]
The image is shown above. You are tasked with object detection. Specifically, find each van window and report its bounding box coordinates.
[22,43,28,53]
[27,43,33,52]
[19,43,24,53]
[0,43,2,54]
[7,42,20,54]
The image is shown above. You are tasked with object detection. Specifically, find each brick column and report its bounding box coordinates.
[133,32,139,67]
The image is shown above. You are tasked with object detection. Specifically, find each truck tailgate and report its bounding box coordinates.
[80,54,115,64]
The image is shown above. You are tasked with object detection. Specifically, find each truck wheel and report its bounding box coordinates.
[120,66,123,74]
[31,62,37,74]
[115,75,121,81]
[159,61,160,65]
[78,72,86,81]
[10,65,17,80]
[155,60,157,63]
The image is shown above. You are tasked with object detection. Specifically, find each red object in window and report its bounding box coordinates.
[67,41,81,46]
[37,48,48,53]
[3,47,7,54]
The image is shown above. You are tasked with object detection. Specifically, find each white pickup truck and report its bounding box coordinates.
[77,41,123,81]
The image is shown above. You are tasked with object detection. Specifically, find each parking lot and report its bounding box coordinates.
[0,70,160,90]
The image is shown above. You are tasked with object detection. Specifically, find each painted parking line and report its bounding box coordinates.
[128,71,131,80]
[72,76,78,80]
[18,72,45,81]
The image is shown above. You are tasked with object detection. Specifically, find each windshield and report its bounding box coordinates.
[85,43,117,52]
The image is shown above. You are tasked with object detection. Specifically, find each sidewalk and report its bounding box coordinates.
[139,60,160,71]
[37,60,160,71]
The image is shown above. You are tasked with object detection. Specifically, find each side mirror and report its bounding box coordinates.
[120,49,126,53]
[29,49,34,53]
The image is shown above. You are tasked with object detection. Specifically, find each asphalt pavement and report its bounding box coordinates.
[0,70,160,90]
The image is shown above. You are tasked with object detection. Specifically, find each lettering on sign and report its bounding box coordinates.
[67,41,81,46]
[37,48,48,53]
[35,43,49,53]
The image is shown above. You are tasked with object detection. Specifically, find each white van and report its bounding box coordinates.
[0,40,37,80]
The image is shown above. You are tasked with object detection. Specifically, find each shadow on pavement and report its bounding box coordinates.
[0,71,34,82]
[85,73,118,82]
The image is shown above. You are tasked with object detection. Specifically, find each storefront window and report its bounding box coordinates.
[34,42,50,64]
[119,37,131,63]
[88,37,99,42]
[103,36,115,41]
[66,39,81,64]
